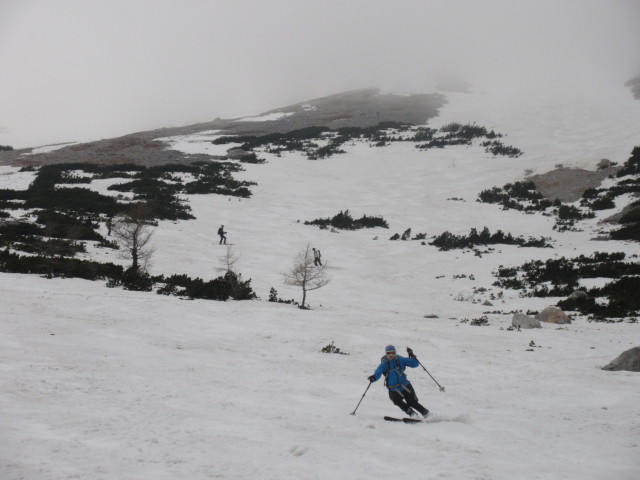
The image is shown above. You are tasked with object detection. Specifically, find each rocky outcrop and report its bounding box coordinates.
[512,313,541,329]
[226,148,254,160]
[567,291,589,302]
[602,346,640,372]
[597,159,615,170]
[527,164,621,203]
[535,306,572,324]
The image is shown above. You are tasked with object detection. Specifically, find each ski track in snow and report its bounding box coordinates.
[1,87,640,480]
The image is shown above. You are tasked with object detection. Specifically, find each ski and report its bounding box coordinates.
[402,418,424,423]
[384,416,424,423]
[384,416,403,422]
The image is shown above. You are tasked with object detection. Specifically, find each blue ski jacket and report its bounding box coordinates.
[372,355,419,392]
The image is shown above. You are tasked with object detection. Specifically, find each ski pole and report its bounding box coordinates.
[417,360,445,392]
[350,381,372,415]
[408,347,445,392]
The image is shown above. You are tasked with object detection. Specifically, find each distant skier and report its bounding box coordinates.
[312,247,322,266]
[218,225,227,245]
[368,345,429,418]
[106,216,113,236]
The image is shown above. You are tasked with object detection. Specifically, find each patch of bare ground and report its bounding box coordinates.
[527,163,620,203]
[0,88,445,168]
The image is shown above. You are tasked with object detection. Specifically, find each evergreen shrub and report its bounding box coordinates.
[430,227,552,251]
[493,252,640,319]
[157,271,256,301]
[0,249,123,280]
[305,210,388,230]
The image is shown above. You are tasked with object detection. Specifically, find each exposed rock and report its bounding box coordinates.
[602,346,640,372]
[602,201,640,224]
[567,291,589,301]
[512,313,541,329]
[535,306,572,324]
[226,148,253,160]
[597,159,614,170]
[527,164,621,203]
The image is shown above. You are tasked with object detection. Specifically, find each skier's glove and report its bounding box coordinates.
[407,347,416,359]
[368,375,376,382]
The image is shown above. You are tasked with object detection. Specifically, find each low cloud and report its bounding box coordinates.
[1,0,639,148]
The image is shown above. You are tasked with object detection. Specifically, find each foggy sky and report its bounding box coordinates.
[1,0,639,149]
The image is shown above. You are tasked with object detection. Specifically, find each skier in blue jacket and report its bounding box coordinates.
[368,345,429,418]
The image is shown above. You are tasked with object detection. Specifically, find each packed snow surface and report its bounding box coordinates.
[236,111,295,122]
[19,142,79,156]
[1,87,639,480]
[156,131,238,157]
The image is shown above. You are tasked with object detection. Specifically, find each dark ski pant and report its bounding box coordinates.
[219,235,226,244]
[388,383,428,416]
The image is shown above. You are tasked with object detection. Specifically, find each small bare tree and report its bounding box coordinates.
[216,245,247,297]
[283,243,330,308]
[111,202,156,271]
[217,245,241,275]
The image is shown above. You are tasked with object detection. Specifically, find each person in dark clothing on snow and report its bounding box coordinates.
[218,225,227,245]
[368,345,429,418]
[312,247,322,266]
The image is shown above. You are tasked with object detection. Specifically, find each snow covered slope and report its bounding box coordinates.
[1,86,639,480]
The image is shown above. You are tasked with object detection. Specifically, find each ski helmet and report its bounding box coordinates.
[385,345,396,353]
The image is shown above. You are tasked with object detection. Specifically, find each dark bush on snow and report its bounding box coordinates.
[617,146,640,177]
[0,248,123,281]
[430,227,552,251]
[268,287,298,305]
[107,267,154,292]
[610,222,640,241]
[305,209,388,230]
[157,271,256,301]
[493,252,640,319]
